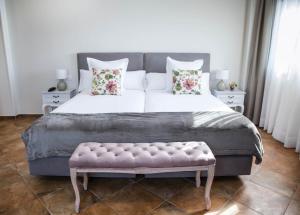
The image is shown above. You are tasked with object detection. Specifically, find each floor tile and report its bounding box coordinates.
[217,201,261,215]
[104,183,163,215]
[251,168,298,197]
[169,182,229,214]
[41,184,98,215]
[292,184,300,201]
[262,144,300,183]
[87,177,133,199]
[139,178,189,200]
[285,199,300,215]
[0,165,23,189]
[150,202,188,215]
[233,180,290,215]
[0,181,46,214]
[79,201,117,215]
[0,198,50,215]
[211,176,244,199]
[23,175,68,197]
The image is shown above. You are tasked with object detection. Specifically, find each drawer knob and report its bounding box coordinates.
[228,96,234,99]
[53,95,59,98]
[53,100,59,104]
[227,101,233,104]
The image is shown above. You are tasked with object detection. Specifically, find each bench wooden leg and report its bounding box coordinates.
[196,170,201,188]
[70,168,80,213]
[205,165,215,210]
[83,173,88,191]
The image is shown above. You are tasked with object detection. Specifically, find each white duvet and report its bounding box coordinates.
[53,90,145,114]
[145,90,233,112]
[53,90,232,114]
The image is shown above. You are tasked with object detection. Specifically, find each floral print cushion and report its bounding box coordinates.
[91,68,122,95]
[172,69,202,95]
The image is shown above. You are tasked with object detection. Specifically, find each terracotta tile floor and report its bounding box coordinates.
[0,116,300,215]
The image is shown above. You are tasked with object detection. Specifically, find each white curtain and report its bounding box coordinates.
[260,0,300,153]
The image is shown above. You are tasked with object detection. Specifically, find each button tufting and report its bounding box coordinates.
[70,142,216,169]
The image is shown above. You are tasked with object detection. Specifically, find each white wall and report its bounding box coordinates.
[0,10,14,116]
[5,0,247,114]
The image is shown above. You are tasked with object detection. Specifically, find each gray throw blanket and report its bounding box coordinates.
[22,112,263,164]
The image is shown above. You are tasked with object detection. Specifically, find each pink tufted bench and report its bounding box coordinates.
[69,142,216,213]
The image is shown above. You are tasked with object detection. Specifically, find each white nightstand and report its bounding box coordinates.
[42,89,76,114]
[212,89,246,113]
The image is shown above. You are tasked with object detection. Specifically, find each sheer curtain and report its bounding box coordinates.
[260,0,300,154]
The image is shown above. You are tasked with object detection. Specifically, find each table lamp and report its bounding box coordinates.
[56,69,68,91]
[216,70,229,91]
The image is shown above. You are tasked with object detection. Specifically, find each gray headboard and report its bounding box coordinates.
[144,53,210,73]
[77,52,210,79]
[77,52,144,71]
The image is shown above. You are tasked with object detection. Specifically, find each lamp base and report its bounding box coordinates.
[57,79,67,91]
[217,80,226,91]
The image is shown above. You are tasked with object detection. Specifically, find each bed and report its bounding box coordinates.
[23,52,263,177]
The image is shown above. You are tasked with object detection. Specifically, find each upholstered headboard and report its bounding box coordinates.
[144,53,210,73]
[77,52,210,80]
[77,52,144,71]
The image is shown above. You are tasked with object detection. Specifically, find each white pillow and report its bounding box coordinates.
[87,58,129,92]
[146,72,211,94]
[166,57,204,92]
[201,73,211,94]
[146,73,166,91]
[124,70,146,90]
[78,69,92,93]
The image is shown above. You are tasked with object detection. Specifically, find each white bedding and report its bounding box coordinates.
[145,90,233,112]
[53,90,145,114]
[53,89,233,114]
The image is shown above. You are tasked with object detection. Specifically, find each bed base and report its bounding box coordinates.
[28,155,252,177]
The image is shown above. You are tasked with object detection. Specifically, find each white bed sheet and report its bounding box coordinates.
[53,90,145,114]
[145,90,233,112]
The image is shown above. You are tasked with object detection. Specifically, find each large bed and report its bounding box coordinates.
[23,52,263,177]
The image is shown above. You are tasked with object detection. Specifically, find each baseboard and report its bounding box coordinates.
[0,114,42,119]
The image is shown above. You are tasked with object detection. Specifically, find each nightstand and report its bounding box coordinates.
[212,89,246,113]
[42,89,76,114]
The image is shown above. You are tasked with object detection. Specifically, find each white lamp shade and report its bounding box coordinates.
[56,69,68,79]
[216,70,229,80]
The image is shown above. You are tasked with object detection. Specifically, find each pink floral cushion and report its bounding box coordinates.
[91,68,122,95]
[172,69,202,95]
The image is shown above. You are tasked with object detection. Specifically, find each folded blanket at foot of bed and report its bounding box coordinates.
[22,112,263,163]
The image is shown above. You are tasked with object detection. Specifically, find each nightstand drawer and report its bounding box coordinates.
[218,95,244,105]
[42,94,69,105]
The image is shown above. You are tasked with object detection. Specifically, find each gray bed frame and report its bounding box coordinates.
[28,52,253,177]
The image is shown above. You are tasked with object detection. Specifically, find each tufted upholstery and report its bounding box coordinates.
[69,142,215,168]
